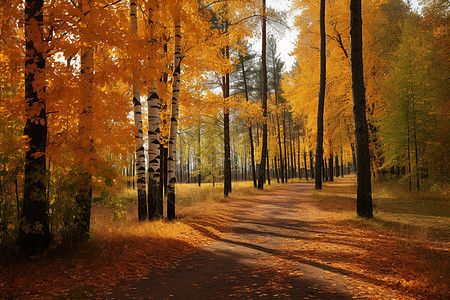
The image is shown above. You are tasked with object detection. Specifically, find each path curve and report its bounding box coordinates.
[106,182,372,299]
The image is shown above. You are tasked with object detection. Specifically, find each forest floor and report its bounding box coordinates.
[1,176,448,299]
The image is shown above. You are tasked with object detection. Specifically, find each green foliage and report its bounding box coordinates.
[379,16,449,187]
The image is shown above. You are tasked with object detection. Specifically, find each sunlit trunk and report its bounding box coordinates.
[131,0,147,221]
[167,16,182,220]
[147,4,162,219]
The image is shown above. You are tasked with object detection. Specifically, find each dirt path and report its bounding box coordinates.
[103,182,394,299]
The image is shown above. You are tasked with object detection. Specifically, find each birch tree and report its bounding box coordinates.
[147,1,162,219]
[257,0,268,189]
[167,15,182,220]
[131,0,147,221]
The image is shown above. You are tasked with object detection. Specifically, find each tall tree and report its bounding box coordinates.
[315,0,326,190]
[147,2,162,219]
[131,0,147,221]
[223,22,232,196]
[257,0,268,189]
[238,50,257,187]
[19,0,51,256]
[350,0,373,218]
[167,15,182,220]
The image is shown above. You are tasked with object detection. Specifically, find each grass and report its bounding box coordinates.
[311,175,450,242]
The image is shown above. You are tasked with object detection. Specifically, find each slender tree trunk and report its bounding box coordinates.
[350,142,357,172]
[130,1,147,221]
[289,117,295,178]
[315,0,326,190]
[197,119,202,186]
[274,157,280,183]
[19,0,50,256]
[304,150,309,181]
[241,59,257,188]
[283,109,288,180]
[335,154,340,177]
[257,0,268,189]
[146,3,162,219]
[187,147,190,183]
[350,0,373,218]
[223,75,231,195]
[309,151,314,179]
[298,136,302,180]
[411,88,420,191]
[329,152,334,181]
[341,148,344,177]
[167,16,182,220]
[266,150,271,185]
[276,110,285,183]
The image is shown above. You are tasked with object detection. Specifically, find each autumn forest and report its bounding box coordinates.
[0,0,448,298]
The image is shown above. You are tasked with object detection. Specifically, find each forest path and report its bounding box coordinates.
[106,179,392,299]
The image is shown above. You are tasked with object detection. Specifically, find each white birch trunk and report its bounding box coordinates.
[167,16,182,220]
[131,0,147,221]
[146,2,162,219]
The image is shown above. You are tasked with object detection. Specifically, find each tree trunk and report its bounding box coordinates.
[289,117,295,178]
[241,58,257,188]
[350,0,373,218]
[309,150,314,179]
[298,134,302,180]
[19,0,51,256]
[335,154,340,177]
[276,109,285,183]
[304,150,309,181]
[274,157,280,183]
[315,0,326,190]
[257,0,268,190]
[266,150,271,185]
[341,148,344,177]
[223,75,231,196]
[197,119,202,186]
[147,4,162,219]
[350,142,356,172]
[130,1,147,221]
[167,16,182,220]
[329,152,334,181]
[283,109,288,180]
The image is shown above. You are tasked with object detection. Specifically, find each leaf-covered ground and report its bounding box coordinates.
[1,176,448,299]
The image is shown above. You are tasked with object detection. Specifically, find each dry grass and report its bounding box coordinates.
[308,175,449,298]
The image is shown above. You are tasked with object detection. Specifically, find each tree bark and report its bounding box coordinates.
[147,4,162,219]
[329,151,334,182]
[289,116,295,178]
[167,16,182,220]
[19,0,51,256]
[130,1,147,221]
[241,58,257,188]
[315,0,326,190]
[304,150,309,181]
[257,0,268,190]
[350,0,373,218]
